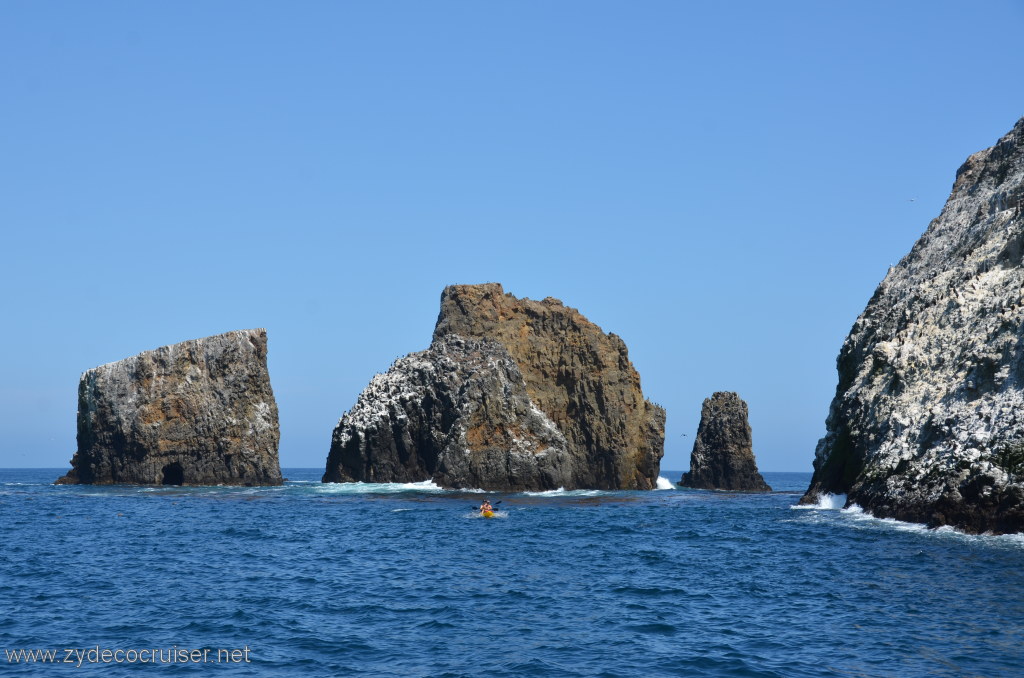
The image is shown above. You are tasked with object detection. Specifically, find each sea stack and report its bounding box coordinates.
[324,283,666,490]
[680,392,770,492]
[802,117,1024,534]
[57,329,283,486]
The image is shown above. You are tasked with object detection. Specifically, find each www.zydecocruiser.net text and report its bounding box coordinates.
[5,645,252,667]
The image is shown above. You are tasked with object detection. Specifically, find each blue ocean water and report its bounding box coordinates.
[2,469,1024,677]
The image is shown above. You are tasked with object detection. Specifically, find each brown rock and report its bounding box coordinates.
[431,283,665,489]
[324,284,665,490]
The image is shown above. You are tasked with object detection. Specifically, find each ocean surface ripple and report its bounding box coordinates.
[2,469,1023,677]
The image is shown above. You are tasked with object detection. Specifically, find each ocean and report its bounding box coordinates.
[2,469,1023,677]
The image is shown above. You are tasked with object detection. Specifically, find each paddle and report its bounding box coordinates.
[469,500,502,510]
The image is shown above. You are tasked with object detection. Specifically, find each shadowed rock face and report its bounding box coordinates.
[56,329,282,486]
[680,392,770,492]
[324,283,665,490]
[323,335,572,491]
[802,117,1024,534]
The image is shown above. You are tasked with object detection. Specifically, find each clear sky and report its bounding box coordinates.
[2,1,1022,472]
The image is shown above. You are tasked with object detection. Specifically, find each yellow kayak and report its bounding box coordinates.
[481,510,495,519]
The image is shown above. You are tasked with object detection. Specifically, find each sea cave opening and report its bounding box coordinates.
[161,462,184,486]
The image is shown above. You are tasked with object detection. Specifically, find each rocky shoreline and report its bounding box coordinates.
[802,117,1024,534]
[50,118,1024,535]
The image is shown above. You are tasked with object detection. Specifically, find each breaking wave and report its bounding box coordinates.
[655,476,676,490]
[791,492,846,510]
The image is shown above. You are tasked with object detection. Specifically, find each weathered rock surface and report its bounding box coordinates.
[802,117,1024,534]
[324,283,665,490]
[57,329,282,486]
[323,335,572,490]
[680,392,770,492]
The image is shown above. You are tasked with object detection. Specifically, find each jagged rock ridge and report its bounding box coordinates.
[803,117,1024,534]
[57,329,282,486]
[681,392,770,492]
[324,283,665,490]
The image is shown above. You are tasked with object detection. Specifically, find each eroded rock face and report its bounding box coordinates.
[325,283,665,490]
[432,284,665,489]
[680,392,770,492]
[56,329,282,486]
[323,335,572,490]
[802,118,1024,534]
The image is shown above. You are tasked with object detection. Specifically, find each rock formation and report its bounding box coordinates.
[802,117,1024,534]
[324,283,665,490]
[680,392,770,492]
[57,329,282,486]
[323,334,573,490]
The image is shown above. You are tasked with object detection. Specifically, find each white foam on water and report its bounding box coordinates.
[840,504,928,533]
[316,479,447,494]
[987,531,1024,547]
[520,487,566,496]
[791,493,847,510]
[832,505,1024,547]
[655,476,676,490]
[519,487,608,497]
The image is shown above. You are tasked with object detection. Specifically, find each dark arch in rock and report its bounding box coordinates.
[161,462,184,486]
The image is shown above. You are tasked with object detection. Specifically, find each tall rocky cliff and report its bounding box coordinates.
[803,117,1024,533]
[324,283,665,490]
[57,329,282,486]
[681,392,770,492]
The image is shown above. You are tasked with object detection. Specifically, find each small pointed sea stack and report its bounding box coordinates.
[56,329,283,486]
[680,392,771,492]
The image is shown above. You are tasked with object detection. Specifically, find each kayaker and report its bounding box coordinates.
[479,500,493,513]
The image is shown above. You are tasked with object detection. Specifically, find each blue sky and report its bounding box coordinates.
[2,1,1022,472]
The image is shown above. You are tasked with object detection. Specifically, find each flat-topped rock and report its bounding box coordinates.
[680,392,770,492]
[57,329,282,486]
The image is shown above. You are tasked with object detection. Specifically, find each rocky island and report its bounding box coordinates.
[324,283,665,490]
[802,117,1024,534]
[57,329,283,486]
[680,392,770,492]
